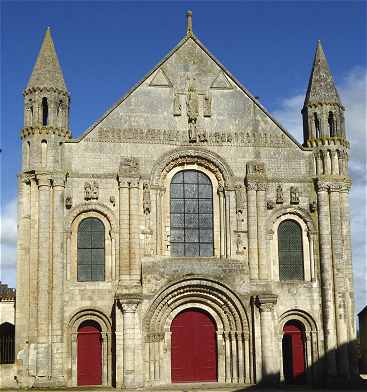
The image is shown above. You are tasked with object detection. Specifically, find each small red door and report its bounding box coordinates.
[77,321,102,386]
[282,322,306,384]
[171,309,217,383]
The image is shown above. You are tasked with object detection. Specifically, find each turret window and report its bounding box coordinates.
[328,111,336,137]
[170,170,214,256]
[42,97,48,126]
[77,218,105,281]
[313,113,320,138]
[278,220,304,280]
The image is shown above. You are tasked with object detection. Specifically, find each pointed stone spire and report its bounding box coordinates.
[304,40,341,106]
[26,27,67,91]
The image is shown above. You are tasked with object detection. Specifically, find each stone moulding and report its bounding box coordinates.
[150,146,234,187]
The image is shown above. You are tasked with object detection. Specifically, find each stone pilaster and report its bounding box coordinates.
[246,182,258,279]
[255,294,277,383]
[51,175,65,382]
[316,180,337,376]
[36,173,51,377]
[257,182,267,280]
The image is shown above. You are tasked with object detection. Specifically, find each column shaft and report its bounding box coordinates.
[15,176,31,353]
[51,177,65,379]
[317,186,337,376]
[129,180,140,282]
[257,184,267,279]
[119,181,129,279]
[247,184,258,279]
[37,174,51,376]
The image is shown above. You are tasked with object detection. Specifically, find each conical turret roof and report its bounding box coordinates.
[26,27,67,91]
[304,40,341,106]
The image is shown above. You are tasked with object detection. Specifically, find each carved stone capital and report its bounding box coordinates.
[129,178,140,189]
[256,182,267,192]
[329,183,343,192]
[37,174,51,189]
[118,176,130,189]
[52,175,66,188]
[255,294,277,313]
[315,181,330,192]
[121,302,139,313]
[245,181,257,192]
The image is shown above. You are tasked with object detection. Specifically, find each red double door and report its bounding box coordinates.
[171,309,217,383]
[282,322,306,384]
[77,322,102,386]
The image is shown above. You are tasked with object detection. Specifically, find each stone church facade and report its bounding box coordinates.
[14,12,359,389]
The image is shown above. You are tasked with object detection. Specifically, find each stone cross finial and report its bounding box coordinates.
[186,10,193,36]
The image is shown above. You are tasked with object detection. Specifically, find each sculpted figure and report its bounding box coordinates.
[290,186,300,204]
[186,79,199,142]
[173,93,182,116]
[143,183,151,215]
[276,185,284,204]
[84,182,92,200]
[92,181,99,199]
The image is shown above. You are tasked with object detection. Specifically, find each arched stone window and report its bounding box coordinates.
[77,218,105,281]
[170,170,213,256]
[278,220,304,280]
[42,97,48,126]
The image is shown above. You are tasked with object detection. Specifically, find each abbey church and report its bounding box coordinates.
[13,11,359,389]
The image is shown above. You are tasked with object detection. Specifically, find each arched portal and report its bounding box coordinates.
[171,308,217,383]
[77,320,102,386]
[282,320,306,384]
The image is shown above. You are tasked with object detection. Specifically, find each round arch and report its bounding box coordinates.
[143,277,251,385]
[277,309,320,384]
[150,147,235,187]
[66,308,112,387]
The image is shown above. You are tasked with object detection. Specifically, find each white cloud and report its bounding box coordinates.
[274,67,367,313]
[0,197,17,287]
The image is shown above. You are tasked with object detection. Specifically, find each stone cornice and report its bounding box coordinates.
[23,86,69,97]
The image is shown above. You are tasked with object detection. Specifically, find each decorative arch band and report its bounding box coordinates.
[150,147,235,187]
[144,277,250,341]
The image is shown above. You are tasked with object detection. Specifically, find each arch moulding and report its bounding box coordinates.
[150,147,235,188]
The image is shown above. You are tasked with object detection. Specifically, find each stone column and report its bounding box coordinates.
[129,178,141,284]
[121,299,140,387]
[246,182,258,279]
[29,176,39,343]
[257,183,267,280]
[255,294,277,383]
[118,177,129,280]
[329,184,349,376]
[316,181,337,376]
[51,175,65,381]
[115,300,124,388]
[218,185,226,257]
[36,173,51,376]
[15,175,31,353]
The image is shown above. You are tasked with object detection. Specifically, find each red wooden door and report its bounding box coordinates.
[77,323,102,386]
[283,322,306,384]
[171,309,217,383]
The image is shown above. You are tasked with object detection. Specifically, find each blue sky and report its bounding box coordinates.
[1,1,366,311]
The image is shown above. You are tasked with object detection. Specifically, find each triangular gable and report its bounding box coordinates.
[149,68,172,88]
[72,33,302,149]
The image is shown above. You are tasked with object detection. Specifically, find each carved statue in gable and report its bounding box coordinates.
[203,93,212,117]
[173,93,182,116]
[186,78,199,142]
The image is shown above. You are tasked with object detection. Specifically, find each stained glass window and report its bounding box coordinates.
[170,170,213,256]
[278,220,304,280]
[77,218,105,281]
